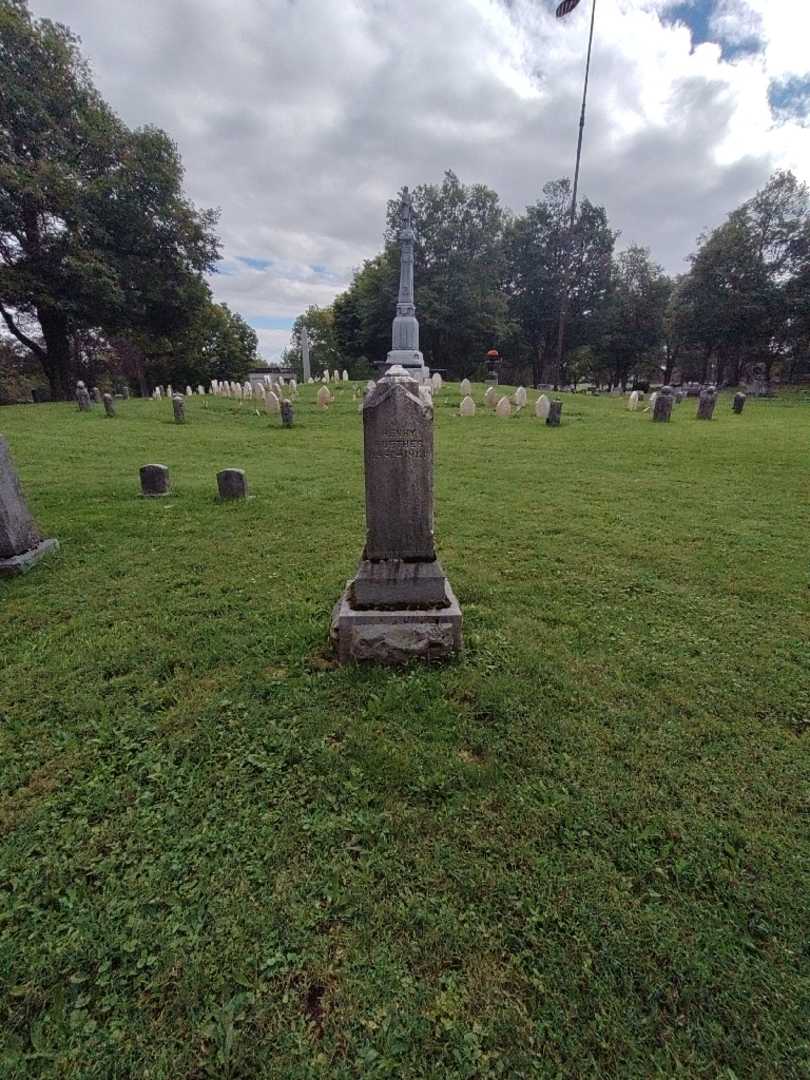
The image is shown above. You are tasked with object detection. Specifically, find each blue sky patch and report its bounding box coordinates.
[663,0,763,61]
[238,256,274,270]
[768,75,810,125]
[248,316,295,331]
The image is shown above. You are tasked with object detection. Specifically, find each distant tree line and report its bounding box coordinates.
[287,169,810,390]
[0,0,258,402]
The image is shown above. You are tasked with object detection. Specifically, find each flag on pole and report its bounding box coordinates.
[556,0,581,15]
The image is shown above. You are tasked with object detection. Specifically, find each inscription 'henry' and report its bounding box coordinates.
[379,427,427,459]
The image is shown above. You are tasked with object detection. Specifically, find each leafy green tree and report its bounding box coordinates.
[288,305,344,379]
[505,180,614,385]
[594,246,670,389]
[0,1,220,398]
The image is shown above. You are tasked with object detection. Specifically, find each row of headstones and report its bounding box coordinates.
[457,387,562,423]
[319,370,351,383]
[139,465,251,500]
[629,385,746,420]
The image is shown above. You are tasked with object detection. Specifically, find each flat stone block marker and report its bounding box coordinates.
[140,464,170,497]
[733,391,746,414]
[0,436,59,577]
[652,394,673,422]
[697,388,717,420]
[331,366,462,664]
[217,468,248,500]
[546,400,563,426]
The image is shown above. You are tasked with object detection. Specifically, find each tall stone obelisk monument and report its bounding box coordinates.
[385,188,428,382]
[301,325,311,382]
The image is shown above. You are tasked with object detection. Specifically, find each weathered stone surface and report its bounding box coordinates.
[140,464,170,497]
[733,391,746,414]
[697,388,717,420]
[103,393,116,418]
[653,394,673,422]
[648,391,658,414]
[535,394,550,419]
[459,395,476,416]
[217,468,248,500]
[281,399,294,427]
[431,372,442,392]
[484,385,498,409]
[353,557,449,607]
[460,378,472,396]
[628,390,639,411]
[92,387,102,404]
[513,386,527,407]
[172,395,185,423]
[121,385,130,400]
[0,538,59,577]
[0,436,44,561]
[331,582,462,664]
[316,386,331,410]
[76,383,92,411]
[198,385,205,395]
[546,400,563,426]
[342,369,349,381]
[363,371,434,561]
[495,396,511,417]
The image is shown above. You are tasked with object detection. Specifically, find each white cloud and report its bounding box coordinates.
[29,0,810,358]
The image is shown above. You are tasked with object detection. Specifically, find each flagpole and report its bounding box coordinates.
[552,0,597,389]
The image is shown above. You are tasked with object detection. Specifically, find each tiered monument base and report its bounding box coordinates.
[331,571,462,664]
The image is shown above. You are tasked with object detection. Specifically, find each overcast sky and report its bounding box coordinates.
[30,0,810,360]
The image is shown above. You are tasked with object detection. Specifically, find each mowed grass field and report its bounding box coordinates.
[1,384,809,1079]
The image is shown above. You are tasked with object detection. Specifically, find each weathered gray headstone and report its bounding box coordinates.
[76,382,92,411]
[217,468,248,500]
[121,385,130,400]
[140,464,170,497]
[653,394,673,422]
[331,366,462,662]
[172,395,186,424]
[546,400,563,426]
[280,399,294,427]
[93,387,102,404]
[0,437,59,576]
[102,393,116,418]
[697,388,717,420]
[733,391,746,414]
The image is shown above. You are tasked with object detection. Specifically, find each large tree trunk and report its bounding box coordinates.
[37,306,73,400]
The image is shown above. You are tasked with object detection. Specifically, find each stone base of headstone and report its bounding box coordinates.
[352,557,450,608]
[331,578,463,664]
[0,537,59,578]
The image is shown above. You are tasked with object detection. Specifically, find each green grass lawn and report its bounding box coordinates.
[1,385,809,1078]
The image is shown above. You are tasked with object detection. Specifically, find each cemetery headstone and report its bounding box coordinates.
[697,388,717,420]
[460,378,472,396]
[140,464,170,497]
[93,386,102,404]
[265,390,280,414]
[546,400,563,426]
[102,393,116,418]
[495,396,512,417]
[459,395,476,416]
[653,393,673,422]
[431,372,442,393]
[172,395,186,424]
[317,385,331,409]
[331,365,462,663]
[514,386,527,407]
[301,325,311,382]
[0,436,59,576]
[484,385,498,409]
[121,385,130,400]
[534,393,550,419]
[198,385,205,396]
[186,385,193,397]
[281,399,294,427]
[628,390,639,411]
[733,391,746,414]
[217,468,248,500]
[342,370,349,382]
[76,382,92,411]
